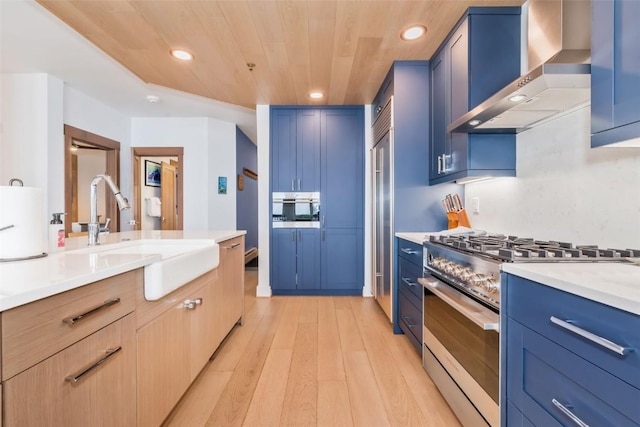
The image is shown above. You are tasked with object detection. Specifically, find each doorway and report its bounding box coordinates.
[132,147,184,230]
[64,125,121,237]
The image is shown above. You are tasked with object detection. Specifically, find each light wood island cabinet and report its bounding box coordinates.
[0,234,245,426]
[1,270,140,426]
[136,235,244,427]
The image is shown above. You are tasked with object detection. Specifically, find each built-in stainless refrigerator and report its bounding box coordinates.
[372,99,393,321]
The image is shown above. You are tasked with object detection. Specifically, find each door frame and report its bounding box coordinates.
[64,125,121,237]
[132,147,184,230]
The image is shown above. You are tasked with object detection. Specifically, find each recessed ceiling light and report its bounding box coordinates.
[171,49,194,61]
[146,95,160,104]
[309,92,324,99]
[509,94,527,102]
[401,25,427,41]
[469,119,482,126]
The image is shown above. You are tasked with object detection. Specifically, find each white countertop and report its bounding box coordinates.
[502,262,640,316]
[0,230,245,312]
[395,232,438,245]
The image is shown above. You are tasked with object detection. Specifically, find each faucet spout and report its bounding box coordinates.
[88,174,130,246]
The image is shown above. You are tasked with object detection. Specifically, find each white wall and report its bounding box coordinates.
[256,105,271,297]
[131,117,237,231]
[207,118,237,230]
[64,85,133,227]
[465,107,640,248]
[1,73,63,245]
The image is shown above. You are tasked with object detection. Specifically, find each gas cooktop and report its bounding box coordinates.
[428,234,640,263]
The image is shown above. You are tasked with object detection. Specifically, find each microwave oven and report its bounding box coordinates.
[272,192,320,228]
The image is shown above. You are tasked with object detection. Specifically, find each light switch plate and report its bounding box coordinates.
[472,197,480,214]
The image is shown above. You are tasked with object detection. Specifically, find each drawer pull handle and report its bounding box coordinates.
[551,398,589,427]
[65,346,122,384]
[400,248,419,255]
[62,298,121,325]
[402,315,416,328]
[401,277,417,287]
[225,243,241,249]
[550,316,633,356]
[184,298,203,310]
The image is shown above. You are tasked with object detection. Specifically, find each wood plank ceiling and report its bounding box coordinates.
[37,0,524,109]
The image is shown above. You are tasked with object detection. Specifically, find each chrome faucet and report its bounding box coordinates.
[88,174,130,245]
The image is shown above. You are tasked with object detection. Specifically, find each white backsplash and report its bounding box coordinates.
[464,107,640,249]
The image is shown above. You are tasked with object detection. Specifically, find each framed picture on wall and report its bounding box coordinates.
[145,160,161,187]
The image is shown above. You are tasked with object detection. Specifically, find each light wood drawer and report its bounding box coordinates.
[1,269,139,380]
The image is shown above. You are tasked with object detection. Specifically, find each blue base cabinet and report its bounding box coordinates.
[430,8,520,184]
[271,229,320,293]
[591,0,640,147]
[501,274,640,426]
[271,106,364,295]
[396,238,423,353]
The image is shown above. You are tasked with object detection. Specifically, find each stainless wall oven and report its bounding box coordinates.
[272,192,320,228]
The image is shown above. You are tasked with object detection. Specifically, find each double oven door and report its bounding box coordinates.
[420,272,500,427]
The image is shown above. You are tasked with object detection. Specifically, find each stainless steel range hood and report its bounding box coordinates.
[449,0,591,134]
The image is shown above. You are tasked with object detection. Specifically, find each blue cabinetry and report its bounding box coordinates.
[271,106,364,295]
[396,238,423,353]
[430,8,520,185]
[271,228,320,293]
[591,0,640,147]
[320,107,364,294]
[270,108,320,191]
[371,61,459,328]
[502,274,640,426]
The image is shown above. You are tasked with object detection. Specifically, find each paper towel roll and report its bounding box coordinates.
[0,186,45,260]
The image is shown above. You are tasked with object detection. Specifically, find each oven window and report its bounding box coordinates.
[424,290,499,403]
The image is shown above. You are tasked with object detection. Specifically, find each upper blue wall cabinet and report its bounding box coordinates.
[430,8,520,185]
[591,0,640,148]
[270,108,321,191]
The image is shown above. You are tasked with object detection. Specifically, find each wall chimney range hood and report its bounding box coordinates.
[449,0,591,134]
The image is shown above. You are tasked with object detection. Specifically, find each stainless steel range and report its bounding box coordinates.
[419,233,640,427]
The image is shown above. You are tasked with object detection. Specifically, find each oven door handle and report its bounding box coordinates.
[418,277,500,332]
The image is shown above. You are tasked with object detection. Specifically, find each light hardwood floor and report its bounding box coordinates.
[163,269,461,427]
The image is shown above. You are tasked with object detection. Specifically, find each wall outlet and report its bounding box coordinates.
[129,219,137,226]
[472,197,480,214]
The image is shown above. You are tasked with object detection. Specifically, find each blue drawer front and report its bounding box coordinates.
[397,239,422,265]
[506,275,640,389]
[398,256,423,301]
[397,291,421,351]
[506,399,535,427]
[508,320,640,426]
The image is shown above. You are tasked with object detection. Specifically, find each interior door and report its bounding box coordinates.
[160,162,177,230]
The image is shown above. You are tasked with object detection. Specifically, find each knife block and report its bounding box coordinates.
[447,209,472,229]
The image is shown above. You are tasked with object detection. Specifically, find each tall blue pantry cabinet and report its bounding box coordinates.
[270,106,364,295]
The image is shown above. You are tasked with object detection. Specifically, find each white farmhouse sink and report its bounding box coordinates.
[72,239,219,300]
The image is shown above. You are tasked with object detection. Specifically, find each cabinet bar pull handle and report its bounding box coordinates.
[298,230,301,240]
[402,315,416,328]
[291,179,295,191]
[0,224,15,232]
[401,277,417,287]
[550,316,633,356]
[184,298,203,310]
[551,399,589,427]
[437,155,442,174]
[322,230,325,241]
[62,298,121,325]
[65,346,122,384]
[400,248,418,255]
[225,243,241,249]
[291,230,295,241]
[297,179,301,191]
